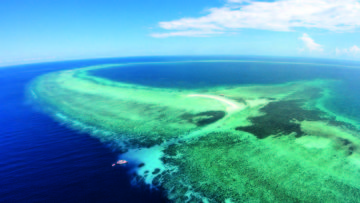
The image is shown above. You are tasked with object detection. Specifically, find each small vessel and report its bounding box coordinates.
[111,160,127,167]
[112,160,128,167]
[116,160,128,165]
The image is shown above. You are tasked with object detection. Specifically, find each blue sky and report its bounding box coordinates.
[1,0,360,66]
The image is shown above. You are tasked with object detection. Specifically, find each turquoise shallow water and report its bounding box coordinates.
[89,59,360,123]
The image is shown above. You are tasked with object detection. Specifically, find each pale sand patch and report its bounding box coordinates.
[121,145,166,185]
[245,99,270,107]
[187,94,245,111]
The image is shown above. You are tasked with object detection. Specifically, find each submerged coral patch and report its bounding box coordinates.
[338,138,357,155]
[162,130,360,202]
[236,99,323,139]
[181,111,226,126]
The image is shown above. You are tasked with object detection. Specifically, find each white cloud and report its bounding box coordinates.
[336,48,343,55]
[152,0,360,37]
[226,0,251,3]
[336,45,360,56]
[349,45,360,54]
[299,33,323,52]
[150,30,223,38]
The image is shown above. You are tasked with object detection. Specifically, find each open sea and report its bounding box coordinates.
[1,56,360,202]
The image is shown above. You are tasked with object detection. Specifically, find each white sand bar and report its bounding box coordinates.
[187,94,243,111]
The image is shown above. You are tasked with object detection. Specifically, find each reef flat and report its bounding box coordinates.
[29,61,360,202]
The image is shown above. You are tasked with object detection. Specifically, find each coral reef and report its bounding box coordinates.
[29,61,360,202]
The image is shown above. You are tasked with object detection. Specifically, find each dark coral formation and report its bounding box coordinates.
[236,100,323,139]
[338,138,357,156]
[152,168,161,174]
[181,111,226,126]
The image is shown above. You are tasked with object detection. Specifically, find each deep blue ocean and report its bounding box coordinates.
[0,57,170,203]
[1,56,360,202]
